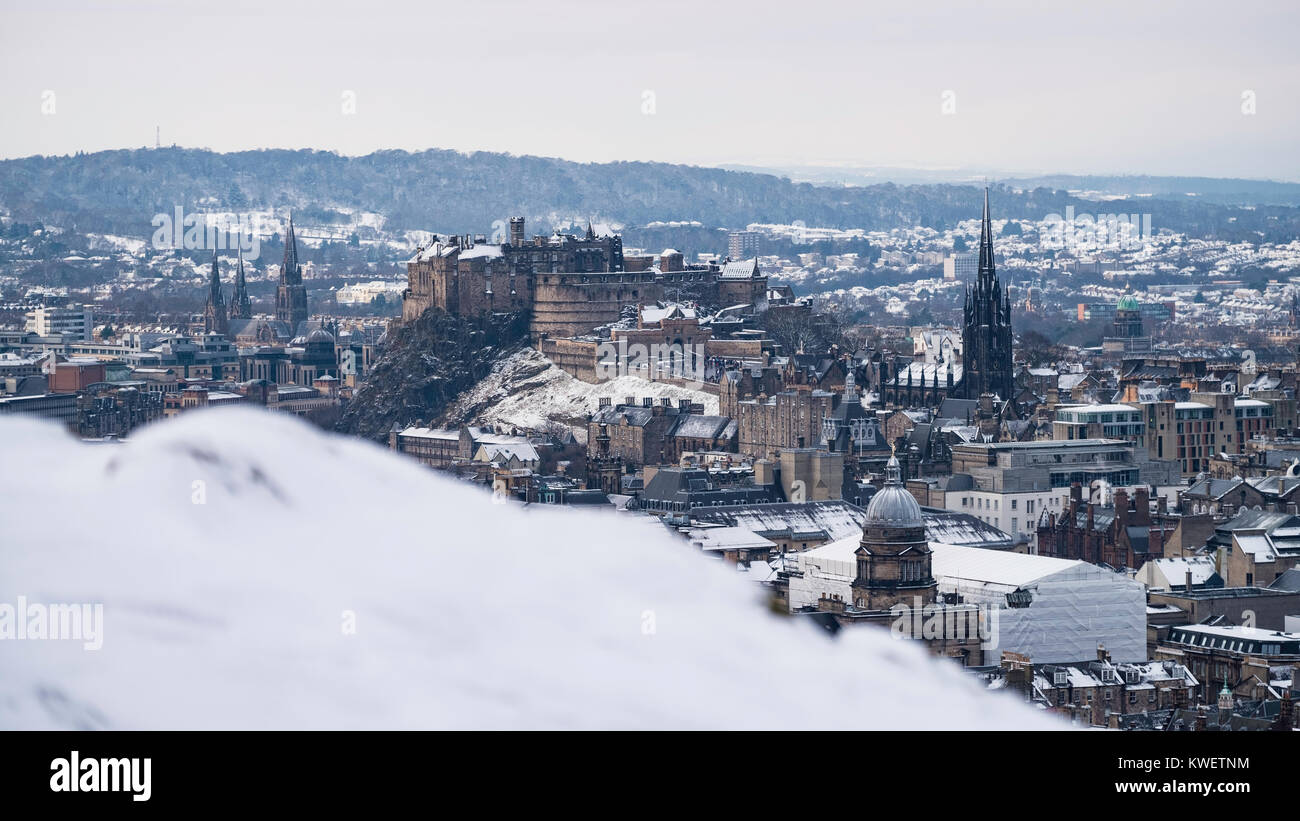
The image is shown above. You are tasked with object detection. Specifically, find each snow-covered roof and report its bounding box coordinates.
[929,543,1089,590]
[687,526,776,552]
[720,258,760,280]
[475,442,540,464]
[397,426,459,441]
[457,244,504,261]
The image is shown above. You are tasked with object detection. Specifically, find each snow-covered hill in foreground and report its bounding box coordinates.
[0,409,1054,730]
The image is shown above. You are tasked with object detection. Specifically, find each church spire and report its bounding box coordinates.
[204,249,228,335]
[274,211,309,329]
[230,249,252,319]
[281,213,300,285]
[977,186,995,281]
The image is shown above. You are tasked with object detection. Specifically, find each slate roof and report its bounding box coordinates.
[671,414,735,440]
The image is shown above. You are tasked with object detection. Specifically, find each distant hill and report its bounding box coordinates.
[723,163,1300,207]
[999,174,1300,207]
[1,148,1298,246]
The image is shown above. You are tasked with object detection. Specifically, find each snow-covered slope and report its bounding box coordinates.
[0,409,1054,730]
[442,347,719,434]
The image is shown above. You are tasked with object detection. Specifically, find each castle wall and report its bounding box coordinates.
[531,272,662,339]
[538,337,602,383]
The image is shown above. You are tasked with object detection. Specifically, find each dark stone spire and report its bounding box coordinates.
[957,188,1013,402]
[274,212,309,329]
[977,186,995,279]
[204,249,228,335]
[281,213,301,286]
[230,249,252,320]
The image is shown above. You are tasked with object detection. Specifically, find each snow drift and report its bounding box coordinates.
[0,409,1054,729]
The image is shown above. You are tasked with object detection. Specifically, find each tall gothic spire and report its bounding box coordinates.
[208,249,224,306]
[281,213,300,285]
[957,187,1013,402]
[204,249,228,335]
[275,212,309,329]
[230,249,252,319]
[977,186,995,281]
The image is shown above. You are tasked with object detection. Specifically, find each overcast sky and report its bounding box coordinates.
[2,0,1297,180]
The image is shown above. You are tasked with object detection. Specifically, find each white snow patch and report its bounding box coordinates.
[444,348,719,433]
[0,410,1054,730]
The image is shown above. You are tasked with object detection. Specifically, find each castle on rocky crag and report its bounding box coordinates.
[399,217,767,339]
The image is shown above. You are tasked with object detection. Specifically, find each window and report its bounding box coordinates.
[1011,499,1018,510]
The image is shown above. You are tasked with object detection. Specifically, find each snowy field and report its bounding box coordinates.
[0,409,1055,730]
[443,348,720,434]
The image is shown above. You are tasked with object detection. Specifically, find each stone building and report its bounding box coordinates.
[973,648,1199,728]
[851,454,937,611]
[1036,484,1179,569]
[585,397,706,470]
[734,387,834,459]
[238,328,340,386]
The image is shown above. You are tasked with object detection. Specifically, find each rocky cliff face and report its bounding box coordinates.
[335,307,530,442]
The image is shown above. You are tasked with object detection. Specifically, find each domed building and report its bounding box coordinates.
[1102,288,1151,353]
[850,453,937,611]
[1114,292,1144,338]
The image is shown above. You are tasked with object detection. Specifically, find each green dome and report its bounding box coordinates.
[1117,294,1140,312]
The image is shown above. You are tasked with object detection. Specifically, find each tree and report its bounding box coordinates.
[763,308,826,355]
[99,324,114,340]
[1019,330,1062,367]
[906,305,934,327]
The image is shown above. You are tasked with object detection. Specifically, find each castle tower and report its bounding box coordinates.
[275,214,309,331]
[203,250,228,336]
[229,249,252,320]
[958,189,1014,400]
[851,452,936,611]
